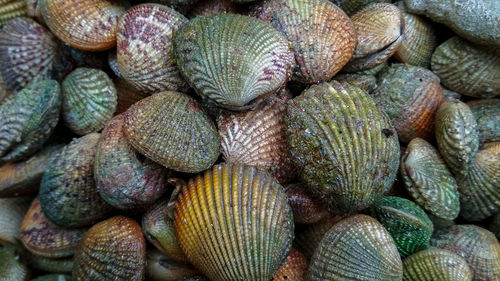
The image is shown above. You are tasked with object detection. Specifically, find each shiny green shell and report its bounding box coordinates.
[403,248,472,281]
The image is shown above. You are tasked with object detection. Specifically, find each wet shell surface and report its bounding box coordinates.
[173,14,294,110]
[0,245,30,281]
[273,248,308,281]
[293,216,343,259]
[72,216,146,281]
[0,197,30,245]
[146,249,200,281]
[468,99,500,144]
[285,81,400,214]
[0,0,27,26]
[307,214,403,281]
[251,0,356,84]
[285,183,329,224]
[174,164,294,281]
[124,91,220,173]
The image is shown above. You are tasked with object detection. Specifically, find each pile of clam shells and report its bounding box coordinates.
[0,0,498,280]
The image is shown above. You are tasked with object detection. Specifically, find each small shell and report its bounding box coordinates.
[307,214,403,281]
[124,91,220,173]
[0,197,30,245]
[114,79,149,115]
[146,249,200,281]
[285,183,329,224]
[0,0,27,26]
[173,14,294,110]
[403,248,472,281]
[273,248,308,281]
[26,253,73,274]
[468,99,500,144]
[188,0,240,18]
[0,245,30,281]
[293,216,343,259]
[72,216,146,281]
[31,275,72,281]
[332,73,377,93]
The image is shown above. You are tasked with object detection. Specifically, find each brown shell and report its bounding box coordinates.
[114,78,148,115]
[273,248,308,281]
[285,183,329,224]
[293,216,343,259]
[0,197,31,245]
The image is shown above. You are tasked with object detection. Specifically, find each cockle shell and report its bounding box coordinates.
[114,79,149,115]
[188,0,240,18]
[25,0,43,23]
[285,183,329,224]
[0,197,30,245]
[330,0,391,15]
[403,248,472,281]
[31,275,72,281]
[0,245,30,281]
[468,99,500,144]
[443,89,462,100]
[293,216,343,259]
[27,253,73,274]
[146,249,200,281]
[0,0,27,26]
[273,248,308,281]
[332,73,377,93]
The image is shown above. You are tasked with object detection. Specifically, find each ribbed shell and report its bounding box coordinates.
[117,4,188,94]
[146,250,200,281]
[39,133,112,228]
[372,64,444,143]
[31,275,72,281]
[332,73,377,93]
[20,198,86,258]
[330,0,391,15]
[124,91,219,173]
[174,164,294,281]
[293,216,343,259]
[251,0,356,84]
[27,253,73,274]
[72,216,146,281]
[39,0,127,51]
[217,90,295,184]
[401,138,460,220]
[431,36,500,98]
[285,81,400,214]
[189,0,240,18]
[0,197,30,244]
[273,248,308,281]
[435,99,479,178]
[307,214,403,281]
[468,99,500,144]
[285,183,329,224]
[0,245,30,281]
[430,225,500,281]
[114,79,149,115]
[403,248,472,281]
[0,17,57,92]
[25,0,43,23]
[173,14,294,110]
[0,0,27,26]
[62,67,117,135]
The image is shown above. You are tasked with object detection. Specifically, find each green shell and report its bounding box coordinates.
[0,245,30,281]
[26,253,73,274]
[468,99,500,144]
[331,0,391,15]
[173,14,294,110]
[0,197,31,245]
[0,1,27,26]
[285,81,400,214]
[31,275,72,281]
[403,248,472,281]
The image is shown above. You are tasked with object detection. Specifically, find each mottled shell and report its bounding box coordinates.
[173,14,294,110]
[26,253,73,274]
[308,214,403,281]
[39,0,128,51]
[114,79,148,115]
[273,248,308,281]
[430,225,500,281]
[251,0,356,84]
[189,0,240,18]
[285,81,400,214]
[468,99,500,144]
[372,64,444,143]
[435,99,479,178]
[401,138,460,220]
[403,248,472,281]
[217,90,295,184]
[0,197,30,245]
[293,216,343,259]
[31,275,73,281]
[0,0,26,26]
[146,250,200,281]
[72,216,146,281]
[0,17,57,92]
[117,4,188,94]
[332,73,377,93]
[0,245,30,281]
[39,133,112,228]
[285,183,329,224]
[174,164,294,281]
[124,91,219,173]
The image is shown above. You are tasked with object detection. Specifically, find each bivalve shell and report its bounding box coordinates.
[293,216,343,259]
[403,248,472,281]
[0,245,30,281]
[0,0,27,26]
[273,248,308,281]
[146,249,200,281]
[285,183,329,224]
[0,197,30,245]
[330,0,391,15]
[468,99,500,144]
[114,79,149,115]
[332,73,377,93]
[26,253,73,274]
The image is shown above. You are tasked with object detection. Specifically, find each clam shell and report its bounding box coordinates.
[307,214,403,281]
[273,248,307,281]
[0,0,27,26]
[443,88,462,100]
[25,0,43,23]
[330,0,391,15]
[114,79,148,115]
[174,163,294,281]
[146,249,200,281]
[72,216,146,281]
[0,245,30,281]
[251,0,356,84]
[285,81,400,214]
[403,248,472,281]
[124,91,219,173]
[293,216,343,259]
[332,73,377,93]
[31,275,72,281]
[285,183,329,224]
[173,14,294,110]
[468,99,500,144]
[27,253,73,274]
[117,4,188,94]
[0,197,30,245]
[188,0,240,18]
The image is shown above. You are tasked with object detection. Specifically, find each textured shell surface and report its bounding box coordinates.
[114,78,149,115]
[0,197,30,245]
[31,274,73,281]
[72,216,146,281]
[174,163,294,281]
[431,36,500,98]
[188,0,240,18]
[273,248,308,281]
[146,249,200,281]
[332,73,377,93]
[293,216,343,259]
[0,0,27,26]
[468,99,500,144]
[284,183,329,224]
[0,245,30,281]
[39,133,113,228]
[117,4,188,94]
[442,88,462,100]
[402,248,472,281]
[251,0,356,84]
[173,14,294,110]
[330,0,391,15]
[285,81,400,214]
[26,253,73,274]
[401,138,460,220]
[124,91,220,173]
[307,214,403,281]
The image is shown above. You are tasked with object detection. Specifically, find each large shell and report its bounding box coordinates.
[117,4,188,94]
[173,14,294,110]
[0,197,30,245]
[72,216,146,281]
[293,216,343,259]
[174,164,294,281]
[273,248,308,281]
[468,99,500,144]
[39,133,112,228]
[285,183,329,224]
[0,0,27,26]
[285,81,400,214]
[146,249,200,281]
[124,91,219,173]
[307,214,403,281]
[0,245,30,281]
[400,138,460,220]
[251,0,356,84]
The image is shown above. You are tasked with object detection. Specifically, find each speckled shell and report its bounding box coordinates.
[0,0,27,26]
[117,4,188,94]
[431,36,500,98]
[0,17,57,92]
[173,14,294,110]
[20,198,86,258]
[273,248,308,281]
[188,0,240,18]
[293,216,343,259]
[373,64,444,143]
[0,245,30,281]
[174,163,294,281]
[146,250,200,281]
[114,78,149,115]
[430,225,500,281]
[332,73,377,93]
[72,216,146,281]
[26,253,73,274]
[39,133,112,228]
[468,99,500,144]
[435,99,479,178]
[217,90,295,184]
[307,214,403,281]
[31,274,72,281]
[401,138,460,220]
[285,81,400,214]
[39,0,128,51]
[124,91,219,173]
[251,0,356,84]
[0,197,30,244]
[285,183,329,224]
[403,248,472,281]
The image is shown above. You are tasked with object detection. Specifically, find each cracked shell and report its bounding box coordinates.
[403,248,472,281]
